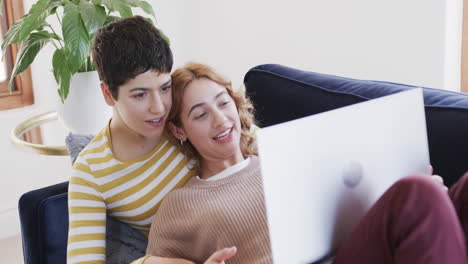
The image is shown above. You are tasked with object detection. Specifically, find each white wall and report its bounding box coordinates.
[0,0,462,240]
[444,0,464,91]
[160,0,456,91]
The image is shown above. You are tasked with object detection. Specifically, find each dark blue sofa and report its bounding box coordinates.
[19,64,468,263]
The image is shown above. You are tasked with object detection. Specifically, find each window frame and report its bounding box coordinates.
[0,0,34,111]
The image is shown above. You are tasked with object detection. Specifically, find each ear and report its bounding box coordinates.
[101,82,116,106]
[168,121,187,142]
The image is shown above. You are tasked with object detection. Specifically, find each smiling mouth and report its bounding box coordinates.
[213,127,233,140]
[145,118,164,126]
[148,118,162,123]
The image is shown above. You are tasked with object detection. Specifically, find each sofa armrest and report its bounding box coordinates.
[19,181,69,264]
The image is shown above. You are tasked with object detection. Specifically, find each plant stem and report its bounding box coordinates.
[47,25,64,49]
[55,11,62,27]
[50,40,60,50]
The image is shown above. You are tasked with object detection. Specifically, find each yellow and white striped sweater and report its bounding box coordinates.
[67,125,195,264]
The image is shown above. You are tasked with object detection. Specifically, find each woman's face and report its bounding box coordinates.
[103,70,172,140]
[176,78,243,164]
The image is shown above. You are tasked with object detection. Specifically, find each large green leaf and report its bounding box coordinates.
[52,48,72,102]
[2,0,51,55]
[102,0,133,17]
[79,0,106,34]
[16,0,50,42]
[7,31,57,91]
[48,0,63,15]
[0,0,3,17]
[1,20,23,54]
[62,2,90,74]
[128,0,155,18]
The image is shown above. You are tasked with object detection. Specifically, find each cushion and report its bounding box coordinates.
[65,133,95,164]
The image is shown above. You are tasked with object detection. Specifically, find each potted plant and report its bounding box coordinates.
[1,0,161,134]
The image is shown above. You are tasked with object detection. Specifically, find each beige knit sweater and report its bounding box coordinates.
[146,156,272,264]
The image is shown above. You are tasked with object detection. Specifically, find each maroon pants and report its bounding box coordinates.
[334,173,468,264]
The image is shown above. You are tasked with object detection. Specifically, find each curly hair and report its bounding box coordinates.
[168,62,257,171]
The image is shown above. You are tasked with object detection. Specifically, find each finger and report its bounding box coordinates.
[209,247,237,263]
[430,175,448,192]
[428,165,433,175]
[431,175,444,185]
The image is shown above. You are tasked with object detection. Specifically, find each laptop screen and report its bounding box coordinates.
[258,89,430,264]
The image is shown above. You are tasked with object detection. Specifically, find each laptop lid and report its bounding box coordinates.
[257,88,430,264]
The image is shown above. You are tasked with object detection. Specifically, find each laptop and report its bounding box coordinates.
[257,88,430,264]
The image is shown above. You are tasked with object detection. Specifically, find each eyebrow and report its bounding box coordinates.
[187,90,227,117]
[129,79,172,93]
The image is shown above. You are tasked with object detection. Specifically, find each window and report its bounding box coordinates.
[0,0,34,110]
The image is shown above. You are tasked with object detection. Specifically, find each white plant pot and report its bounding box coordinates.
[56,71,112,135]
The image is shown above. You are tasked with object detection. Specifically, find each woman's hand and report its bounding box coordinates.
[204,247,237,264]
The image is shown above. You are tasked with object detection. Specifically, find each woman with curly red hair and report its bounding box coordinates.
[140,63,468,264]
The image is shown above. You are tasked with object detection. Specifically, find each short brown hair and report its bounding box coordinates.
[169,63,257,170]
[92,16,172,100]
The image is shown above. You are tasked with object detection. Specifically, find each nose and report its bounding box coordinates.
[212,108,227,128]
[149,93,165,114]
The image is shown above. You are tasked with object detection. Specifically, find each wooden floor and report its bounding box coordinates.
[0,234,23,263]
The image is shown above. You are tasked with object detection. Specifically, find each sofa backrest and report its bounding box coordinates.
[244,64,468,187]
